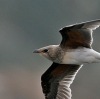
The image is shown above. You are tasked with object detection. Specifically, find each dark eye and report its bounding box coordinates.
[43,49,48,53]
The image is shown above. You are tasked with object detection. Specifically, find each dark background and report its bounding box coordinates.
[0,0,100,99]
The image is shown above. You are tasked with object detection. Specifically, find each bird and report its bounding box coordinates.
[33,19,100,99]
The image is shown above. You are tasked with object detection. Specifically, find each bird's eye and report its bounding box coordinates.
[43,49,48,53]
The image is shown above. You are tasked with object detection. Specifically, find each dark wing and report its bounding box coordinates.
[41,63,82,99]
[59,19,100,49]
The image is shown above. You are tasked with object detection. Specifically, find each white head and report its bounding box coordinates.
[33,45,60,61]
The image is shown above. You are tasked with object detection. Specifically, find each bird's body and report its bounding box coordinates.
[38,44,100,65]
[33,19,100,99]
[62,47,100,64]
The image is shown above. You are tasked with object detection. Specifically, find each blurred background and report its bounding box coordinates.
[0,0,100,99]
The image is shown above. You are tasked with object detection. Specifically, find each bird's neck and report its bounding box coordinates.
[48,45,65,63]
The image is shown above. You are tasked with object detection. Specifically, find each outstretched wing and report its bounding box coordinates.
[41,63,82,99]
[59,19,100,49]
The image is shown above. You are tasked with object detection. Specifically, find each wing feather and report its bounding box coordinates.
[41,63,82,99]
[59,19,100,49]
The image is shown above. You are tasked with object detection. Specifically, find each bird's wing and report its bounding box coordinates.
[41,63,82,99]
[59,19,100,49]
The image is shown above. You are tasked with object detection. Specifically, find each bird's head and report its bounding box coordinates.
[33,45,59,61]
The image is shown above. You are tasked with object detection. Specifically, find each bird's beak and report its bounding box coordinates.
[33,49,40,53]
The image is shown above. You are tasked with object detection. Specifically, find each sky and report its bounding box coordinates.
[0,0,100,99]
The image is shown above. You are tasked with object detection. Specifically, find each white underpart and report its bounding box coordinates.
[62,48,100,65]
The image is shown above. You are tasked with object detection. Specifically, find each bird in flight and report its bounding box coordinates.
[33,20,100,99]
